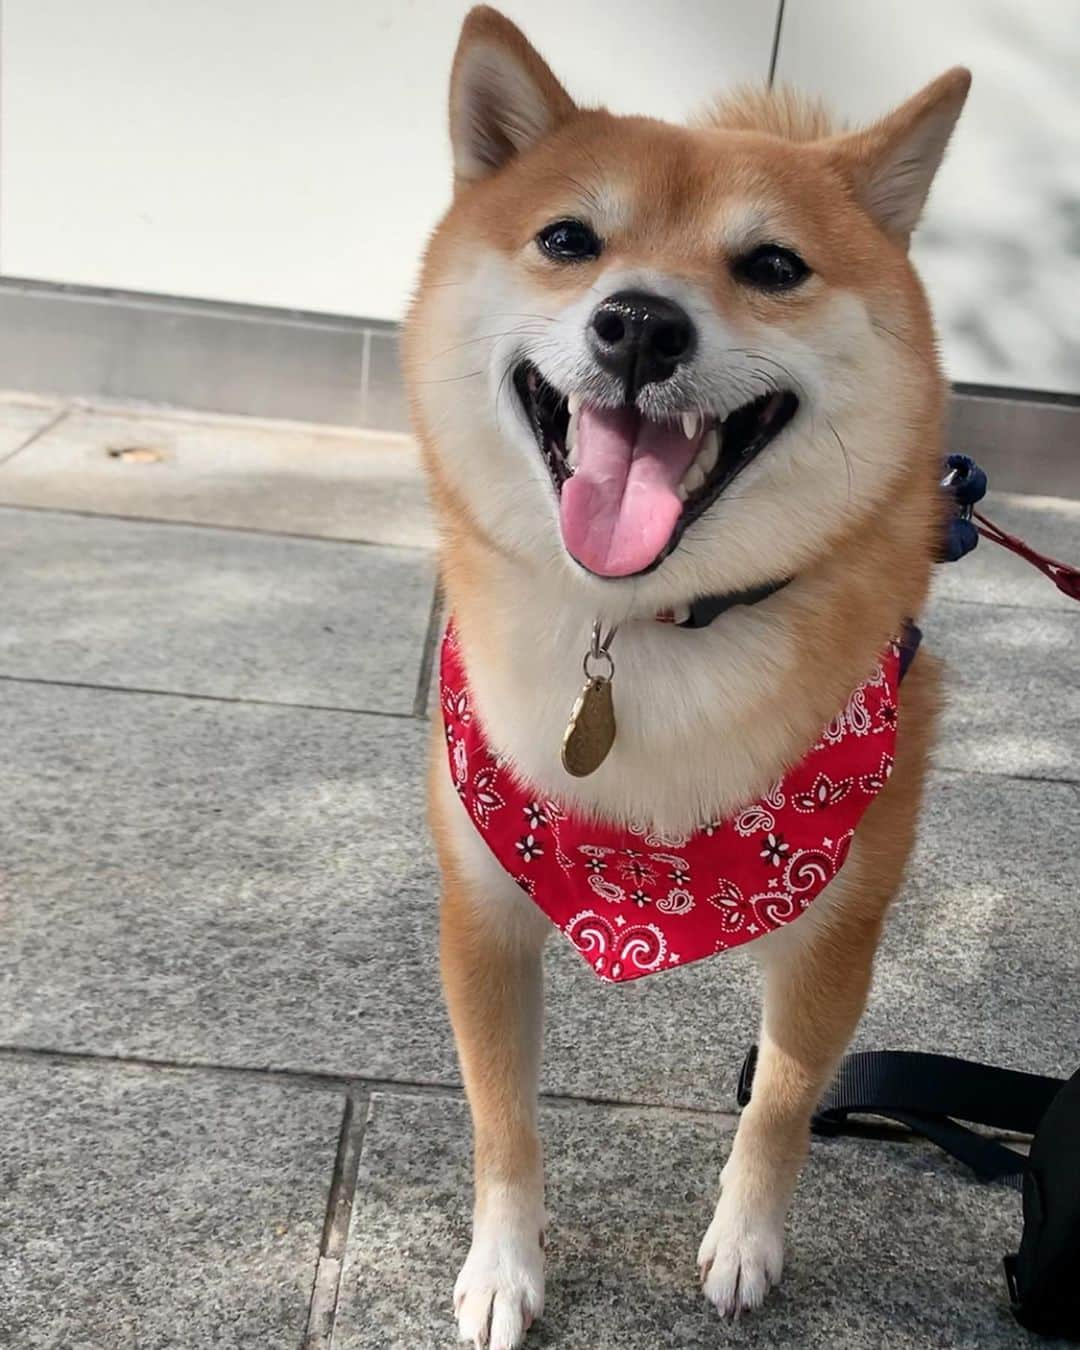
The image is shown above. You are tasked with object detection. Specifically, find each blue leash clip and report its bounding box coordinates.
[939,453,988,562]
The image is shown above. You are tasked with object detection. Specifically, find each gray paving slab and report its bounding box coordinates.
[931,493,1079,613]
[0,506,436,714]
[336,1092,1034,1349]
[0,681,444,1076]
[858,770,1079,1070]
[2,680,1075,1112]
[0,1057,343,1349]
[928,598,1079,781]
[0,392,64,461]
[0,404,433,547]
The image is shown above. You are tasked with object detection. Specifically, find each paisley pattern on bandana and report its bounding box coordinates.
[440,624,901,983]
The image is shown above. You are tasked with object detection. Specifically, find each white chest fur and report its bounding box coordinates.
[451,570,806,837]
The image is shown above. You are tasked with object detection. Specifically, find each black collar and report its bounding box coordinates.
[677,576,792,628]
[677,579,921,681]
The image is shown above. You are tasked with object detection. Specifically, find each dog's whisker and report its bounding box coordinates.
[421,326,548,365]
[871,319,920,356]
[824,416,856,504]
[410,369,485,386]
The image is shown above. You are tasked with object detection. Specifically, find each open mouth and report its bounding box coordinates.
[513,362,798,577]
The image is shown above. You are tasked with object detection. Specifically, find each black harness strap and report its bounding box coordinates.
[676,576,791,628]
[737,1045,1065,1188]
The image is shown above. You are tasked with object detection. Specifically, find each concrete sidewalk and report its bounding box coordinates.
[1,391,1076,1349]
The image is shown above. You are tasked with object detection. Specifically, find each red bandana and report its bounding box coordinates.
[440,624,901,983]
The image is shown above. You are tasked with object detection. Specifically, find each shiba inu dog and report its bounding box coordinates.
[404,7,969,1345]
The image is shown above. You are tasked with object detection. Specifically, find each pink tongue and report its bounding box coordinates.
[559,406,704,576]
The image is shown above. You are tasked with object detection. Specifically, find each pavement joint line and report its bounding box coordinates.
[412,582,445,719]
[4,671,1073,786]
[303,1254,344,1350]
[0,1044,746,1124]
[932,763,1080,789]
[57,392,415,443]
[0,500,434,554]
[303,1093,368,1350]
[0,671,425,722]
[0,403,73,467]
[932,594,1080,616]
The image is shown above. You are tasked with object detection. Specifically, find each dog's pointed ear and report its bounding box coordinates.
[830,68,971,245]
[449,6,576,183]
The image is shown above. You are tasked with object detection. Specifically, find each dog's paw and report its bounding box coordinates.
[696,1192,784,1319]
[453,1227,544,1349]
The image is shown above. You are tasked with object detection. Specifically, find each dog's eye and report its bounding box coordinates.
[734,245,810,291]
[536,219,602,262]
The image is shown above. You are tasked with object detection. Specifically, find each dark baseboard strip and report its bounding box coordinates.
[1,277,1075,495]
[948,389,1079,499]
[952,381,1079,407]
[0,276,409,432]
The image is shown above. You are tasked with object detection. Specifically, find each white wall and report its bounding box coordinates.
[0,0,778,321]
[1,1,1076,392]
[774,0,1080,394]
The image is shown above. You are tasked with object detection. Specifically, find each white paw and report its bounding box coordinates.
[697,1191,785,1318]
[453,1226,544,1349]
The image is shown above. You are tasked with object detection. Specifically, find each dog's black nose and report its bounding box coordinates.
[588,290,696,396]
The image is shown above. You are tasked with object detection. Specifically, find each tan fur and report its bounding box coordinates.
[429,727,546,1202]
[699,84,841,141]
[703,654,941,1280]
[408,8,967,1342]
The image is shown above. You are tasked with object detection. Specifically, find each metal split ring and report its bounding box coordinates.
[583,648,615,682]
[583,620,618,681]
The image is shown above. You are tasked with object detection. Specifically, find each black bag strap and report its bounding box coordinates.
[737,1046,1066,1188]
[1005,1067,1080,1338]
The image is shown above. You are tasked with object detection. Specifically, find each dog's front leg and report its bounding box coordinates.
[437,798,549,1350]
[698,890,883,1318]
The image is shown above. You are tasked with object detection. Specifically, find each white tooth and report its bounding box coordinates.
[567,392,583,418]
[683,462,706,495]
[697,427,720,476]
[681,411,700,440]
[565,405,581,455]
[676,483,689,502]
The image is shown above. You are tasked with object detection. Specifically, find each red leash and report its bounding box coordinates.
[974,510,1080,602]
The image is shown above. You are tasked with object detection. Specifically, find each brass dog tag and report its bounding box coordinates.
[561,676,616,777]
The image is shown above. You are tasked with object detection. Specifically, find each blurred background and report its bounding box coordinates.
[0,0,1077,438]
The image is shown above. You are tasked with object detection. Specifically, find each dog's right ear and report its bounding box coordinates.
[827,68,971,245]
[449,6,576,182]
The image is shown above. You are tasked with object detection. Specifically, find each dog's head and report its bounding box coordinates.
[407,6,969,616]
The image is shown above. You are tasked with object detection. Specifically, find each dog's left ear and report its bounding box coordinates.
[829,68,971,246]
[449,6,576,183]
